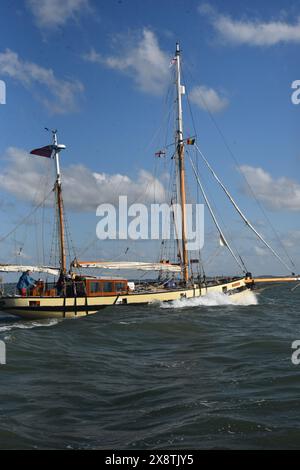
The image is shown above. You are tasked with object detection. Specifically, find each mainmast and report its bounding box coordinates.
[175,43,189,283]
[51,130,67,274]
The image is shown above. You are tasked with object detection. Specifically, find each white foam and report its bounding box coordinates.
[0,319,59,333]
[160,290,258,309]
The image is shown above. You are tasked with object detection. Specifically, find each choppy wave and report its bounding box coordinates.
[0,284,298,450]
[160,290,258,308]
[0,318,59,333]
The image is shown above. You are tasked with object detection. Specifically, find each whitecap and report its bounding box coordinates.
[0,319,59,333]
[160,291,258,309]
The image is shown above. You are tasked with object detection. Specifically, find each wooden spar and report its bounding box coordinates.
[171,199,182,264]
[175,43,189,283]
[53,131,67,274]
[179,143,189,282]
[246,277,300,284]
[56,182,66,273]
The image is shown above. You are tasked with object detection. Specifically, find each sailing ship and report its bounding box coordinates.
[0,43,297,319]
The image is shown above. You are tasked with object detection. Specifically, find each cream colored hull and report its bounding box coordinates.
[0,278,251,319]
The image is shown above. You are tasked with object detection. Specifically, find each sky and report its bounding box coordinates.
[0,0,299,278]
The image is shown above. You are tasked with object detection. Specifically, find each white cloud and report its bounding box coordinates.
[284,230,300,249]
[0,49,83,114]
[189,85,229,113]
[199,3,300,46]
[240,165,300,211]
[0,147,166,212]
[27,0,90,28]
[254,245,268,256]
[83,28,170,95]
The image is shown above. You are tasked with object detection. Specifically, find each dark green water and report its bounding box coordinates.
[0,285,299,450]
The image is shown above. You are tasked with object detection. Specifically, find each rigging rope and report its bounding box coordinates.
[195,144,295,275]
[0,188,53,245]
[183,63,296,270]
[188,153,247,274]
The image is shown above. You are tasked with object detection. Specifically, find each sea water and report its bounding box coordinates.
[0,284,299,449]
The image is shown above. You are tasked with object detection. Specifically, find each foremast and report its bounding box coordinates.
[175,43,189,283]
[51,130,67,274]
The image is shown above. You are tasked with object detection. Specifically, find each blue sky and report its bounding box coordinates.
[0,0,299,277]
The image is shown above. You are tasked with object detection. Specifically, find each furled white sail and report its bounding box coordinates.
[0,265,60,276]
[73,261,181,273]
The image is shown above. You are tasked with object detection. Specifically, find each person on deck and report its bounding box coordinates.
[163,277,177,289]
[16,270,37,297]
[56,272,66,296]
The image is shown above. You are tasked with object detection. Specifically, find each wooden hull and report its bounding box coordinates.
[0,278,252,319]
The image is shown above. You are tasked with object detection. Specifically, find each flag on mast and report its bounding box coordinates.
[30,145,53,158]
[155,150,166,158]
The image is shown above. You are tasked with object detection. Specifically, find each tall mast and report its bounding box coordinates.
[175,43,189,283]
[52,130,67,274]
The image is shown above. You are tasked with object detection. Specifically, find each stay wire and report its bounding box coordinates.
[183,62,295,270]
[0,188,54,245]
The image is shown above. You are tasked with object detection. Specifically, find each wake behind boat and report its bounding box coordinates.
[0,43,297,319]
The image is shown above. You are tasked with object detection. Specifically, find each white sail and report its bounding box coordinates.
[0,265,60,276]
[73,261,181,272]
